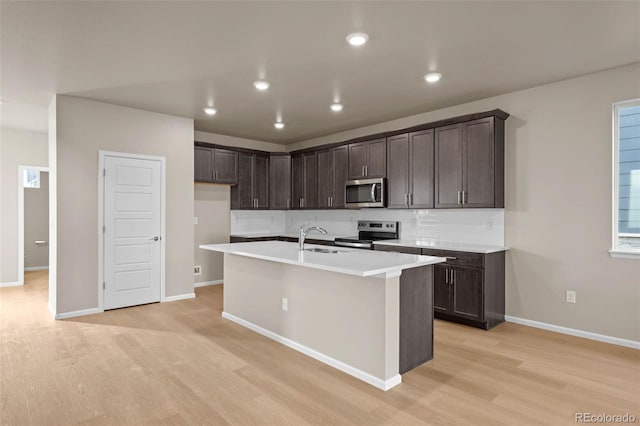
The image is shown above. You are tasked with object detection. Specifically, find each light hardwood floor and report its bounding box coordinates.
[1,270,638,425]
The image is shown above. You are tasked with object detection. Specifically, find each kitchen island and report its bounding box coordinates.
[199,241,445,390]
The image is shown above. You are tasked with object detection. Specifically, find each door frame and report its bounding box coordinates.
[17,165,50,286]
[98,151,167,311]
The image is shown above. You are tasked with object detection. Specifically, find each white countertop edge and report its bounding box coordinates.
[230,232,339,241]
[372,240,509,254]
[200,243,445,278]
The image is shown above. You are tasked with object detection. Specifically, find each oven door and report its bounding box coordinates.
[345,178,385,208]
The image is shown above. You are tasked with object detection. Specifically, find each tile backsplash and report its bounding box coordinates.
[231,209,504,246]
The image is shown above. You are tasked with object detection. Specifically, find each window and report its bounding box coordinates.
[612,99,640,257]
[23,169,40,188]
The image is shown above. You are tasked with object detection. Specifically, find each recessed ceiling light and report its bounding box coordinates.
[346,32,369,47]
[274,122,285,129]
[203,107,217,115]
[253,80,270,91]
[424,72,442,83]
[330,103,343,112]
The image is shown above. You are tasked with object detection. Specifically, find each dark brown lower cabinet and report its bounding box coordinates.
[375,244,505,330]
[399,265,434,373]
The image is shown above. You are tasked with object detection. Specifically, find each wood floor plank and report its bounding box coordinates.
[0,271,638,425]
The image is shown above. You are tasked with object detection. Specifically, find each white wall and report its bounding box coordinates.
[195,130,285,153]
[24,171,49,268]
[51,96,194,315]
[0,127,48,284]
[194,184,230,284]
[287,63,640,342]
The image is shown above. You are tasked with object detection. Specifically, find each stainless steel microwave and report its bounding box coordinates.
[345,178,386,208]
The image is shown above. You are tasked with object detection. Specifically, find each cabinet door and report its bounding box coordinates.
[386,134,409,208]
[435,124,464,208]
[194,147,214,182]
[463,118,495,208]
[254,155,269,209]
[303,153,318,209]
[213,149,238,184]
[409,130,434,208]
[451,266,484,321]
[269,155,291,209]
[317,150,333,209]
[433,265,450,313]
[366,138,387,178]
[332,146,348,209]
[291,155,304,209]
[348,142,367,179]
[231,153,254,209]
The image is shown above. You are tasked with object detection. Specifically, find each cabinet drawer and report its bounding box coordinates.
[421,249,483,268]
[374,244,422,255]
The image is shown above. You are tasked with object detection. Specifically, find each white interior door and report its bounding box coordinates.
[104,155,162,310]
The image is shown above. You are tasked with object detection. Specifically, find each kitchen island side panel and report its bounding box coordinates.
[222,253,400,382]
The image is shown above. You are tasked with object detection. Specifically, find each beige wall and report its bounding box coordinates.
[224,254,400,382]
[24,172,49,268]
[194,184,230,284]
[52,95,194,314]
[0,127,48,283]
[289,63,640,342]
[194,130,285,152]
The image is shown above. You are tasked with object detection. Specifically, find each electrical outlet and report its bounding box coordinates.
[282,297,288,312]
[194,265,201,276]
[566,290,576,304]
[193,217,198,225]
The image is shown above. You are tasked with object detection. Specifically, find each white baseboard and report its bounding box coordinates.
[194,279,223,288]
[222,311,402,391]
[24,266,49,272]
[55,307,103,320]
[162,292,196,302]
[505,315,640,350]
[0,281,21,288]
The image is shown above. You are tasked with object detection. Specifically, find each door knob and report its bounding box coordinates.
[150,236,160,241]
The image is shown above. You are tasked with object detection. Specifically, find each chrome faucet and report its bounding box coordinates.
[299,223,328,251]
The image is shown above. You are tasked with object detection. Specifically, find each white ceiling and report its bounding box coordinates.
[1,1,639,144]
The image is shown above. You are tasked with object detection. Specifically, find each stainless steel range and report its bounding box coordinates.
[334,220,399,250]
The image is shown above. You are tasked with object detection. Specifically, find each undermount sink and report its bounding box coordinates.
[304,247,343,254]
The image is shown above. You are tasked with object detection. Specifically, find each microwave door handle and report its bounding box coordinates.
[371,183,377,202]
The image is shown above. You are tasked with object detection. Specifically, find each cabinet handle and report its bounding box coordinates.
[409,192,413,205]
[365,165,368,176]
[287,198,290,209]
[445,256,457,260]
[457,191,461,205]
[445,268,450,284]
[451,269,455,284]
[404,193,408,206]
[462,191,467,205]
[362,165,365,177]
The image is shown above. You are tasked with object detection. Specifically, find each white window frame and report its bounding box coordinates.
[611,98,640,259]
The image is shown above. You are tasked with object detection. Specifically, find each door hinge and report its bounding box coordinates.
[103,225,106,233]
[103,169,106,177]
[103,281,105,290]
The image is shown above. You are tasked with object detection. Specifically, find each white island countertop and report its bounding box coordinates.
[200,241,446,278]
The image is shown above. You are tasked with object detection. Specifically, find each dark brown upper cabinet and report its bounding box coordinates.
[348,138,387,179]
[231,152,269,209]
[291,152,318,209]
[194,146,238,184]
[434,117,504,208]
[269,154,291,209]
[387,130,434,209]
[317,146,348,209]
